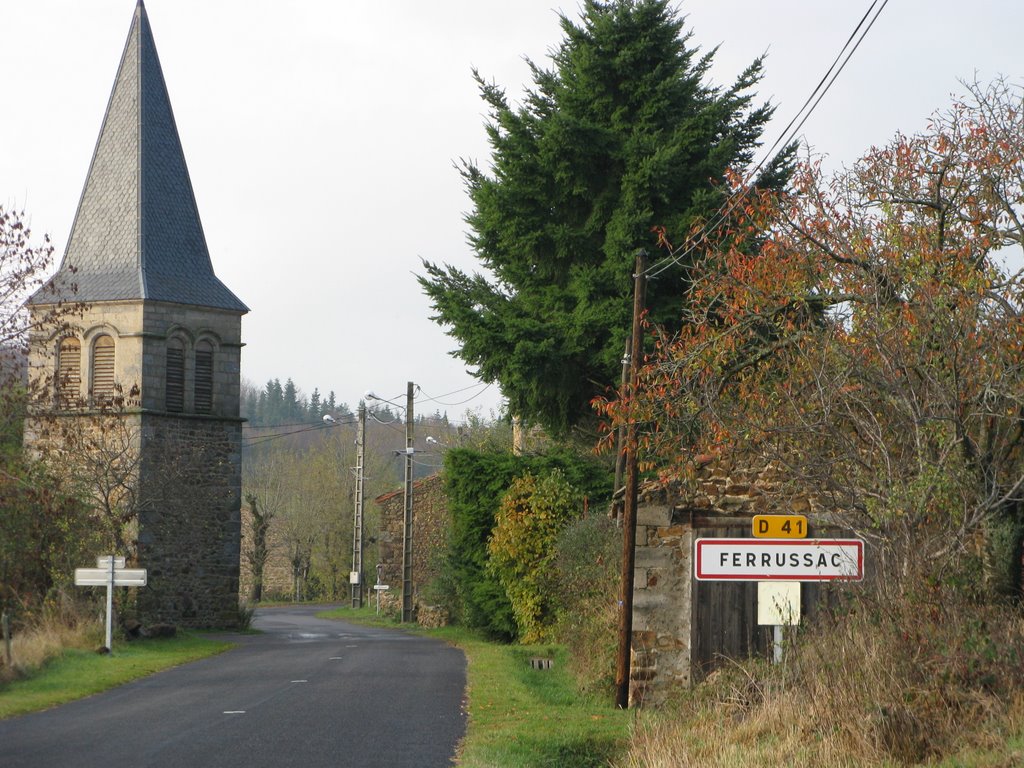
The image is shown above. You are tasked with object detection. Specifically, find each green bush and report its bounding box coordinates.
[436,447,613,641]
[488,470,582,642]
[0,454,99,620]
[546,515,621,693]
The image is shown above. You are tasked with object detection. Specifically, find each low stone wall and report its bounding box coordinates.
[416,603,450,628]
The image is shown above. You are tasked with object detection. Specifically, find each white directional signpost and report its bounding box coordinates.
[75,555,148,652]
[373,561,389,615]
[695,519,864,663]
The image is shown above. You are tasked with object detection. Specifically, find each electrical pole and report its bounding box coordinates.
[614,250,647,710]
[351,403,366,608]
[612,336,632,524]
[401,381,415,623]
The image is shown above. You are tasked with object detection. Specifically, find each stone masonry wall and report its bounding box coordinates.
[141,302,242,416]
[630,503,694,707]
[25,300,242,418]
[27,298,244,629]
[375,473,449,614]
[136,414,242,628]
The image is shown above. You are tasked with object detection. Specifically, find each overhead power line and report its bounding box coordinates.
[415,381,494,407]
[643,0,890,281]
[243,416,360,447]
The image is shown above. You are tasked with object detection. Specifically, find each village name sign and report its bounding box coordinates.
[694,537,864,581]
[693,515,865,662]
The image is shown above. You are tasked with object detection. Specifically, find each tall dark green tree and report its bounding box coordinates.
[264,378,284,424]
[419,0,792,435]
[308,388,322,420]
[282,378,300,422]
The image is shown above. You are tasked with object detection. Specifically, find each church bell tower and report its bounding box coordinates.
[25,1,248,628]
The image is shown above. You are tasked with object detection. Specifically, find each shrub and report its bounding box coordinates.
[235,600,256,630]
[546,515,621,693]
[488,470,582,642]
[439,447,613,641]
[0,454,99,619]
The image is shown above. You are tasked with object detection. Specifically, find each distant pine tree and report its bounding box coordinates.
[283,378,300,422]
[256,389,268,426]
[265,379,284,424]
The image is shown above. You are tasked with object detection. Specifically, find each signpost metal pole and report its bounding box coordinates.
[752,515,807,664]
[105,555,114,650]
[376,563,383,616]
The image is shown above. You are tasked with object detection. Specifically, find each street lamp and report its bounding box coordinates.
[367,383,416,623]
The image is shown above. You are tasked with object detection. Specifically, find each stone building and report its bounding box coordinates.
[238,495,298,602]
[375,473,450,620]
[24,1,247,628]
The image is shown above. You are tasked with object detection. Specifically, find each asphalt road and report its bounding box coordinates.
[0,605,467,768]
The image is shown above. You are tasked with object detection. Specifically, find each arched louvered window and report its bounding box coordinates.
[194,340,214,414]
[57,337,81,408]
[91,335,115,404]
[166,338,185,413]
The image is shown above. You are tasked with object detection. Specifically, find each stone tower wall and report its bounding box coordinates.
[141,302,242,415]
[136,414,242,627]
[25,299,244,629]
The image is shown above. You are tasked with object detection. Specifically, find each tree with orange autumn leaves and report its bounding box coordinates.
[596,79,1024,593]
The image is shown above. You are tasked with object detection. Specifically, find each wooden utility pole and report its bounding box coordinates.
[351,403,366,608]
[612,337,632,524]
[614,250,647,709]
[401,381,415,623]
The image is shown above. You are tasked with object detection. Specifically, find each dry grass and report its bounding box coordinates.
[614,577,1024,767]
[0,602,102,685]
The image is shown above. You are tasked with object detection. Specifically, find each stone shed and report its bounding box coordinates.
[630,455,849,706]
[374,473,450,618]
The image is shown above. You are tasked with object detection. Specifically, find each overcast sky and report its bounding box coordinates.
[3,1,1021,419]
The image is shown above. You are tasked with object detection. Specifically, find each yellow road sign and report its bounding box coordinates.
[752,514,807,539]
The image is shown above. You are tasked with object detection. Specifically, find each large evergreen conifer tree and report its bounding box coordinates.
[420,0,792,435]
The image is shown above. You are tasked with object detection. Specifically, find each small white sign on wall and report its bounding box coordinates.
[757,581,801,626]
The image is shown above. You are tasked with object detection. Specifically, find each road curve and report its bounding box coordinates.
[1,605,467,768]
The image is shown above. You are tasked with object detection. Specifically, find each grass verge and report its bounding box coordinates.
[318,605,633,768]
[0,633,234,719]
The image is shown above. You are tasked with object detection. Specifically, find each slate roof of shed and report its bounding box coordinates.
[30,0,248,313]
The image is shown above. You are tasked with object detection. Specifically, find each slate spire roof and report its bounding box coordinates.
[31,0,247,312]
